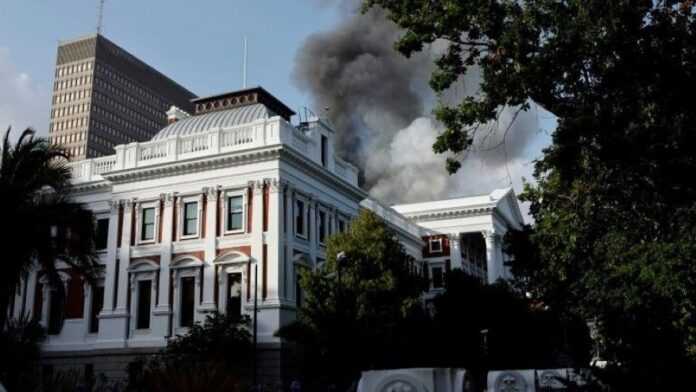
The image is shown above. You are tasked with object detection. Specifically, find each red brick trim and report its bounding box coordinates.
[130,256,161,265]
[216,246,251,258]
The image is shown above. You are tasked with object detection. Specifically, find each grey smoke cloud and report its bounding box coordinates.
[294,3,549,209]
[293,7,430,171]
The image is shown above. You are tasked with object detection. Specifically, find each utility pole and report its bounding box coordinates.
[252,262,258,389]
[242,36,248,89]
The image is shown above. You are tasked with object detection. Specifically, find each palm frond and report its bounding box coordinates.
[0,127,98,327]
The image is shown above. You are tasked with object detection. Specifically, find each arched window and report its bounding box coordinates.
[127,260,159,333]
[214,251,250,319]
[171,256,204,331]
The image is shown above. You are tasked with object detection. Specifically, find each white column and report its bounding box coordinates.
[24,269,38,320]
[250,180,264,297]
[115,199,134,312]
[265,179,284,302]
[97,199,133,347]
[101,200,121,313]
[40,284,50,328]
[483,230,502,284]
[10,275,23,319]
[496,235,511,279]
[200,186,219,312]
[449,233,463,270]
[153,193,174,337]
[330,207,338,235]
[284,184,295,301]
[308,195,317,265]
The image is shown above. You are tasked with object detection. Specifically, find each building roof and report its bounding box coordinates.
[191,87,295,120]
[391,188,525,228]
[152,103,273,140]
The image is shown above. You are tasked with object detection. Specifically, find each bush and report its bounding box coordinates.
[165,312,252,368]
[0,316,46,391]
[137,362,241,392]
[127,312,252,391]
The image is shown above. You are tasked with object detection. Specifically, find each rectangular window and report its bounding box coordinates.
[432,267,444,289]
[48,291,64,335]
[321,135,328,167]
[96,218,109,250]
[295,199,306,238]
[226,196,244,232]
[136,280,151,329]
[183,201,198,236]
[318,210,326,244]
[429,238,443,253]
[89,286,104,333]
[141,208,155,241]
[179,277,195,328]
[296,274,303,308]
[338,219,346,233]
[227,273,242,320]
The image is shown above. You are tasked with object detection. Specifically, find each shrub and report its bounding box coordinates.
[0,316,46,391]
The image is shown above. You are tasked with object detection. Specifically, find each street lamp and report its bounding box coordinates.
[251,260,259,389]
[336,251,347,284]
[335,251,347,329]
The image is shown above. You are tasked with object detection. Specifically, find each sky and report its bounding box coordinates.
[0,0,342,137]
[0,1,554,219]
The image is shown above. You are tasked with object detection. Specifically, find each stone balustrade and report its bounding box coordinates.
[68,116,359,185]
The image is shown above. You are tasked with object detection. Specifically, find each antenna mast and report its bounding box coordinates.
[242,36,248,88]
[97,0,106,35]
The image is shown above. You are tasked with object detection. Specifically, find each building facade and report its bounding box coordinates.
[49,34,196,160]
[9,87,523,382]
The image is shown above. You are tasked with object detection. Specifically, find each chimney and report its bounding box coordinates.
[166,106,190,124]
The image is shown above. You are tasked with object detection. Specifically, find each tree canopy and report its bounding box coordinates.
[277,210,589,390]
[276,210,429,388]
[364,0,696,389]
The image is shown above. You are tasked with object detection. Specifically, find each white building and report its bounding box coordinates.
[7,87,524,381]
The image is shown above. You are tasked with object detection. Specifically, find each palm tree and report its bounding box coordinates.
[0,127,99,328]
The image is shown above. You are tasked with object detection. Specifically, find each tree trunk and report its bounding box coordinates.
[0,287,11,330]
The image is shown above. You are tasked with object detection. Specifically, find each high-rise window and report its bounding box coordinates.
[226,196,244,232]
[179,277,195,328]
[136,280,151,329]
[183,202,198,236]
[141,207,155,241]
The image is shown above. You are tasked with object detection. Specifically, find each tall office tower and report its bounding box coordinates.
[49,34,196,160]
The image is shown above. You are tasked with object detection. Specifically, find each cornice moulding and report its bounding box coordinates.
[403,206,496,222]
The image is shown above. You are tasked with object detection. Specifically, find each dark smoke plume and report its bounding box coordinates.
[293,8,430,171]
[294,3,549,207]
